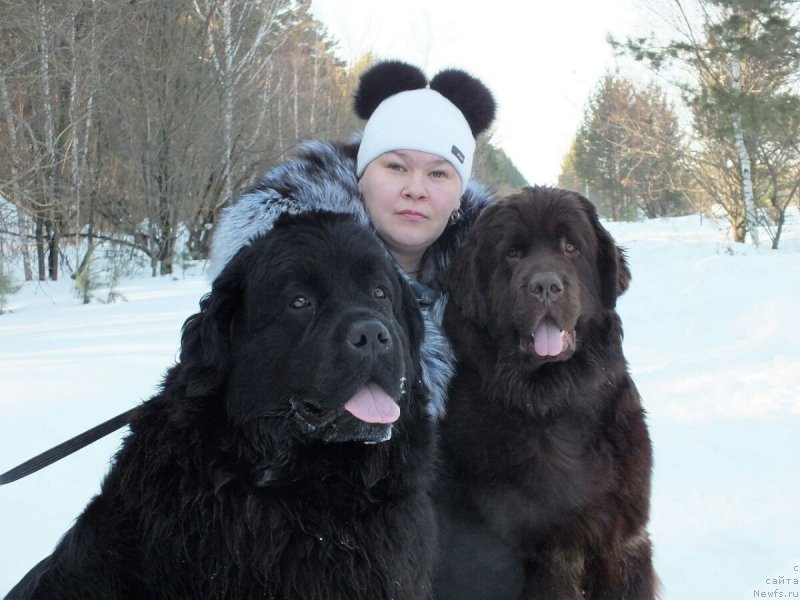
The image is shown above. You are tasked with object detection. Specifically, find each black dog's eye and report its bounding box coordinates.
[290,295,311,309]
[373,287,388,300]
[506,247,522,260]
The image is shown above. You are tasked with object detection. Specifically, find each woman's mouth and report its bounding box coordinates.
[396,210,427,221]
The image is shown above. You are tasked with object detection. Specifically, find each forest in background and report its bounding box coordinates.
[560,0,800,249]
[0,0,525,286]
[4,0,797,296]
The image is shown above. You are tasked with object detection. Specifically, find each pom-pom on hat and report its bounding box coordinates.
[354,60,496,194]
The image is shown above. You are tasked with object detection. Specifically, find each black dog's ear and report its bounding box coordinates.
[395,274,425,370]
[578,195,630,309]
[179,249,247,397]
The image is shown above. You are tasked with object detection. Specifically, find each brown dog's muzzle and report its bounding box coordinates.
[512,261,580,362]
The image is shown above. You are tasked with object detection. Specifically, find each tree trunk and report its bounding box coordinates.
[47,221,60,280]
[221,0,235,209]
[159,237,174,276]
[293,59,299,143]
[38,0,60,279]
[0,71,34,281]
[35,218,46,281]
[157,195,175,276]
[309,34,319,132]
[75,188,96,281]
[68,6,82,271]
[772,208,784,250]
[16,210,34,281]
[277,70,284,157]
[730,56,759,246]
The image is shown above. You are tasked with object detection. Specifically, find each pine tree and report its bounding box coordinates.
[569,74,688,220]
[613,0,800,244]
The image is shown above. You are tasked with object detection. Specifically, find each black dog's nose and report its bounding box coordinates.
[529,272,564,303]
[347,320,391,356]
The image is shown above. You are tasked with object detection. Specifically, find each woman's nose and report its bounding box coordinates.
[402,172,428,199]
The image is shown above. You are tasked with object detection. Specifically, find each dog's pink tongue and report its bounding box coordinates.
[344,383,400,424]
[534,320,565,357]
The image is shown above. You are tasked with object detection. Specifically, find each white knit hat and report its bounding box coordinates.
[356,88,476,193]
[353,61,496,197]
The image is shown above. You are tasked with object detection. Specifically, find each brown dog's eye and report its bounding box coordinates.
[290,295,310,309]
[373,287,388,300]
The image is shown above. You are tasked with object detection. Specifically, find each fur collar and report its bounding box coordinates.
[208,139,496,418]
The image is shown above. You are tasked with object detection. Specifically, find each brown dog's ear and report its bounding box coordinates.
[595,230,631,309]
[444,216,490,324]
[615,246,631,297]
[577,194,630,309]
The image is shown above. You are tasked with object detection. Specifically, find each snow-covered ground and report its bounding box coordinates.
[1,212,799,598]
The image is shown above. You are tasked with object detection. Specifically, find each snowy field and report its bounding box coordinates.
[1,212,799,598]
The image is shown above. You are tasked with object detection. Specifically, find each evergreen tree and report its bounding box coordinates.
[569,74,688,220]
[613,0,800,244]
[474,137,528,195]
[557,137,583,195]
[574,74,635,219]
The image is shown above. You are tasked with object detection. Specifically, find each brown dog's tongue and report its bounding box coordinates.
[533,319,565,357]
[344,383,400,424]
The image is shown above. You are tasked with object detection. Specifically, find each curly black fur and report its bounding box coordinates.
[7,212,436,600]
[429,69,496,137]
[353,60,427,120]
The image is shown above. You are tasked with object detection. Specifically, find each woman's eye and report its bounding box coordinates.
[430,170,447,179]
[387,162,404,172]
[373,287,388,300]
[290,295,310,309]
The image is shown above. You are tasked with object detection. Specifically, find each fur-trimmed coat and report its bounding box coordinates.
[208,140,495,418]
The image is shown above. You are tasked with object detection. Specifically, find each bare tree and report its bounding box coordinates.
[0,70,34,280]
[192,0,285,207]
[0,0,382,283]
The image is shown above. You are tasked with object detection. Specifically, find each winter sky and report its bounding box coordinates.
[309,0,653,185]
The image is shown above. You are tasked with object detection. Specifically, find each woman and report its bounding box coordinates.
[207,60,496,419]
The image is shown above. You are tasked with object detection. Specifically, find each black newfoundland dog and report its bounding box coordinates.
[433,187,656,600]
[7,212,436,600]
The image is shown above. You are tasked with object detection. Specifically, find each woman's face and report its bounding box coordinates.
[358,150,462,270]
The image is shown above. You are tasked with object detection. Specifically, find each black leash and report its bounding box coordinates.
[0,407,138,485]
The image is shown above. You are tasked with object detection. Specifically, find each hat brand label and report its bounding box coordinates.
[451,145,465,164]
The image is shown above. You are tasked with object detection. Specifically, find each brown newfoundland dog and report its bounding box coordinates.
[433,187,656,600]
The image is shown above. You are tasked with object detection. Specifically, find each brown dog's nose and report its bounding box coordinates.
[347,319,391,356]
[529,272,564,303]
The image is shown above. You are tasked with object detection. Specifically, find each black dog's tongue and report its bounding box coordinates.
[533,319,566,357]
[344,383,400,424]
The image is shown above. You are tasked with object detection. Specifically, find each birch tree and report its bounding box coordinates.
[192,0,286,209]
[728,54,758,244]
[0,0,418,281]
[0,71,34,280]
[613,0,800,244]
